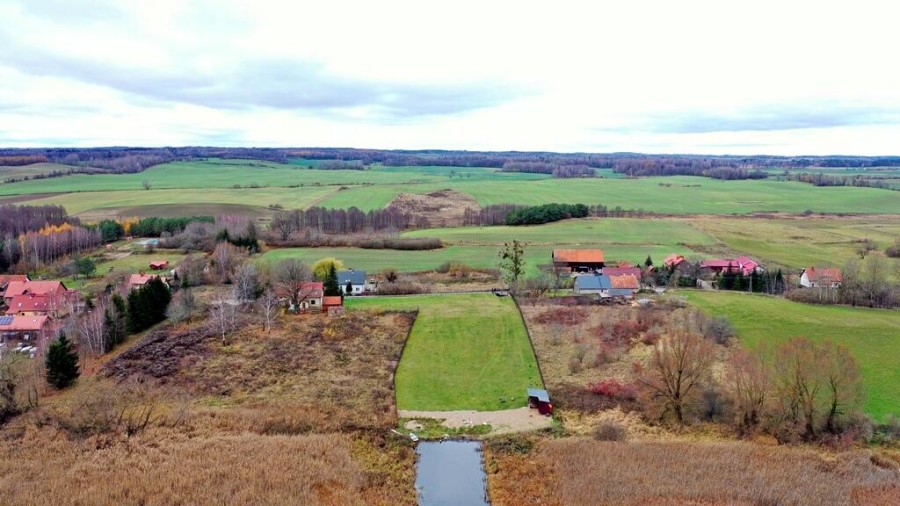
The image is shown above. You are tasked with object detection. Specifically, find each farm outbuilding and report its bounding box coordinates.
[573,274,612,296]
[552,249,605,275]
[527,388,553,415]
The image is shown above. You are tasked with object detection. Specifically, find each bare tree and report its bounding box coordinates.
[77,307,107,357]
[639,331,716,424]
[212,242,243,281]
[166,288,197,323]
[772,337,824,440]
[273,258,312,307]
[258,287,280,333]
[142,180,152,190]
[210,299,237,345]
[725,348,769,433]
[232,263,261,304]
[821,341,863,434]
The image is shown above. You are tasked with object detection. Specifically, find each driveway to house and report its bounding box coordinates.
[400,406,552,434]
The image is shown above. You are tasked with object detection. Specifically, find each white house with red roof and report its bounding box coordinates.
[800,267,843,288]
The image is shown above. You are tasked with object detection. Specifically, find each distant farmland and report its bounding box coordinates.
[1,159,898,217]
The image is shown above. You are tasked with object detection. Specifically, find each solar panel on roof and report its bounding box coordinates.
[0,316,13,325]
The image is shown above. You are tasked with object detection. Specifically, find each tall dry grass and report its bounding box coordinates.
[0,427,397,505]
[0,309,419,505]
[529,439,900,506]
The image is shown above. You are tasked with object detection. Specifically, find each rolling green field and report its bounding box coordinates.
[1,159,898,217]
[0,163,77,180]
[260,244,691,276]
[691,217,900,269]
[683,291,900,420]
[261,216,899,275]
[345,294,543,411]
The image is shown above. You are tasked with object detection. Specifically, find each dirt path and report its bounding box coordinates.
[399,406,552,434]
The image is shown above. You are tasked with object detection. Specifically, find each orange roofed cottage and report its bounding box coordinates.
[128,273,161,291]
[552,249,605,275]
[800,267,843,288]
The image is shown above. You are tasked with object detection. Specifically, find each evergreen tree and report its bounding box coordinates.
[345,280,353,295]
[45,333,80,389]
[324,264,341,296]
[644,255,654,267]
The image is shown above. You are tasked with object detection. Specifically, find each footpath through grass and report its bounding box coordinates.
[346,294,543,411]
[683,291,900,420]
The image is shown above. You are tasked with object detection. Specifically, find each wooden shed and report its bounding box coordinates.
[527,388,553,415]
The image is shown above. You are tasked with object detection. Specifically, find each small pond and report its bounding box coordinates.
[415,440,489,506]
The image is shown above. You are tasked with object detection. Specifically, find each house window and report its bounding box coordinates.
[311,300,317,305]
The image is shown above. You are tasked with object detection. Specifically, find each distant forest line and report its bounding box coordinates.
[1,147,898,188]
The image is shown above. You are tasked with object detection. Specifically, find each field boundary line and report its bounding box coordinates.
[512,295,546,389]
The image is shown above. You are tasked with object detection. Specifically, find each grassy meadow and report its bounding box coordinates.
[2,159,898,218]
[346,294,543,411]
[683,291,900,419]
[261,215,899,275]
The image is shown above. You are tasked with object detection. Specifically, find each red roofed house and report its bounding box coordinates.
[552,249,605,275]
[0,275,30,296]
[664,254,685,268]
[323,295,344,316]
[602,266,642,279]
[3,280,72,316]
[800,267,843,289]
[296,281,324,313]
[0,314,52,349]
[149,260,170,270]
[5,293,66,318]
[128,273,160,291]
[700,257,762,277]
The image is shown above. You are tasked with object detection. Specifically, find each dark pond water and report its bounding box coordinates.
[415,440,489,506]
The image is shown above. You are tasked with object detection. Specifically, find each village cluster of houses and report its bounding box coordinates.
[279,269,373,315]
[554,248,843,297]
[0,276,74,355]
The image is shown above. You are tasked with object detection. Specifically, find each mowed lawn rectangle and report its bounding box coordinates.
[684,291,900,420]
[346,294,543,411]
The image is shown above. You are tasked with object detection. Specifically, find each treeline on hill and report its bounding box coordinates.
[269,207,428,239]
[267,207,440,250]
[95,216,215,242]
[500,161,596,178]
[0,204,75,236]
[613,158,769,180]
[777,172,894,190]
[466,203,652,226]
[4,146,900,181]
[506,203,590,225]
[0,155,49,166]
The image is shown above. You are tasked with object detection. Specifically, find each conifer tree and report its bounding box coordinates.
[324,264,341,296]
[45,333,79,389]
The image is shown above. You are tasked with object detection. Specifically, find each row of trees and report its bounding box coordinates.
[95,216,215,242]
[777,172,894,190]
[2,225,102,273]
[268,207,423,239]
[639,332,862,441]
[500,162,596,178]
[613,158,768,180]
[0,204,74,237]
[506,203,590,226]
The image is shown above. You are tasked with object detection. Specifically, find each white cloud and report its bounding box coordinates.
[1,0,898,154]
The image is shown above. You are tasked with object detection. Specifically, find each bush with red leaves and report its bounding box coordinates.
[588,379,638,401]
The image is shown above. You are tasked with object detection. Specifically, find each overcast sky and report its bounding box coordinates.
[1,0,898,155]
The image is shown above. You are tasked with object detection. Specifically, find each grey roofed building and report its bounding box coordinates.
[574,274,612,295]
[336,270,367,295]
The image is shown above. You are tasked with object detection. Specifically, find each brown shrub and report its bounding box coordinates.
[593,420,628,441]
[534,307,589,326]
